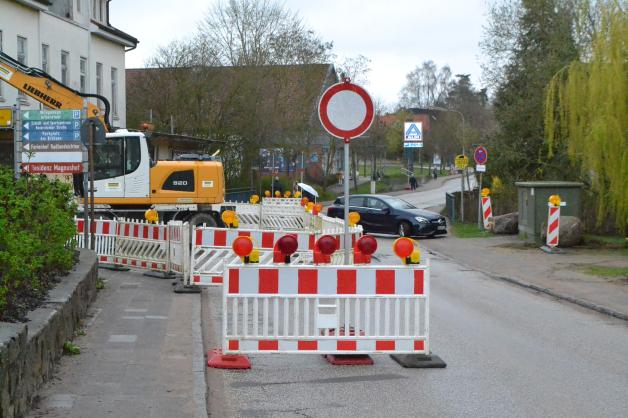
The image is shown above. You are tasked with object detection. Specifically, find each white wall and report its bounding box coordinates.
[0,0,131,127]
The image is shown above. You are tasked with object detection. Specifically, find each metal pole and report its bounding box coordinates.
[271,151,275,195]
[88,123,95,250]
[300,151,304,183]
[13,103,22,179]
[477,172,483,228]
[343,139,350,265]
[460,113,465,223]
[82,105,89,249]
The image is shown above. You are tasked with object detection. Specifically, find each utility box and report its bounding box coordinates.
[515,181,584,243]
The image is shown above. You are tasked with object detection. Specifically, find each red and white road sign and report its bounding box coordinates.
[318,80,374,140]
[546,205,560,247]
[22,162,83,174]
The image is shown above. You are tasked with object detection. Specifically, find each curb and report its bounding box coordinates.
[427,248,628,322]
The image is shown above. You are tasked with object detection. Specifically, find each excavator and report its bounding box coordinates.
[0,51,222,226]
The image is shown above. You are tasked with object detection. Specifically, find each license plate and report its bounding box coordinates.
[437,225,446,230]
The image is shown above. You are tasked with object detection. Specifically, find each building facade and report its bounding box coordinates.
[0,0,137,131]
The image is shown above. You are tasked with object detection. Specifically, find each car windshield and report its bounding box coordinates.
[385,197,416,209]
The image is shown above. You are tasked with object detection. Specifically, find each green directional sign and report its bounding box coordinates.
[21,109,81,121]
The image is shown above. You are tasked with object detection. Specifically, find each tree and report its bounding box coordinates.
[336,54,371,86]
[545,1,627,232]
[482,0,579,188]
[399,61,452,108]
[196,0,332,66]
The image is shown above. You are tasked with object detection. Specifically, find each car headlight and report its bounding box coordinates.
[415,216,429,224]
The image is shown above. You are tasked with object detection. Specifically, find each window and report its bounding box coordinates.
[41,44,49,73]
[79,57,87,92]
[93,138,124,180]
[125,137,141,174]
[349,196,365,207]
[17,36,27,64]
[96,62,103,95]
[111,67,118,116]
[366,197,387,210]
[61,51,69,84]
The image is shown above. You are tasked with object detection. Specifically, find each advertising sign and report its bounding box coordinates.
[403,122,423,148]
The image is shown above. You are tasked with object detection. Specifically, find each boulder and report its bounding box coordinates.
[541,216,583,247]
[489,212,519,234]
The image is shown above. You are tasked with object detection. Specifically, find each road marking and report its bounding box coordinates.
[124,308,147,313]
[145,315,168,319]
[121,316,144,320]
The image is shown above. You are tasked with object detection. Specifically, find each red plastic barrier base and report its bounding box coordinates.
[207,349,251,369]
[325,354,374,366]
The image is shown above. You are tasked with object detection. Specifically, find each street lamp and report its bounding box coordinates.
[428,106,466,222]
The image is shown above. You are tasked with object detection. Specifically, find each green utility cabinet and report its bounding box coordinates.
[515,181,584,243]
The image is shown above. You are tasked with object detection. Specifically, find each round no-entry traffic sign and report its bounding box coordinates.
[318,80,374,141]
[474,146,488,165]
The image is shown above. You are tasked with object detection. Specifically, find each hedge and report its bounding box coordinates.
[0,168,77,322]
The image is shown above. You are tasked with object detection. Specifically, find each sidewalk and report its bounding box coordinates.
[422,233,628,321]
[28,269,207,418]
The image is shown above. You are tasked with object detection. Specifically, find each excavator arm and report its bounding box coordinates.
[0,51,111,130]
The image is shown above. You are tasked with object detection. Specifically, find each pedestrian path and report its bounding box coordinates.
[29,269,206,418]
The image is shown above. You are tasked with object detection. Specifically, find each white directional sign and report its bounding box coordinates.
[404,122,423,148]
[21,109,83,173]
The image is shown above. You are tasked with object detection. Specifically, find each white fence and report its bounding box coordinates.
[221,261,430,355]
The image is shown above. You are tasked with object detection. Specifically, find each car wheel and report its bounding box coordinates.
[398,221,412,237]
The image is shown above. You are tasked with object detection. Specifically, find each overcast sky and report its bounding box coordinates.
[111,0,488,107]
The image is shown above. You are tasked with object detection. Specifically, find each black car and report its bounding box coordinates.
[327,194,447,237]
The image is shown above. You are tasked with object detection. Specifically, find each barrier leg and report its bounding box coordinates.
[207,349,250,369]
[144,271,176,279]
[173,280,202,294]
[324,327,373,366]
[390,353,447,368]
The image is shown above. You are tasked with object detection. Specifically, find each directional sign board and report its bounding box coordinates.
[403,122,423,148]
[474,146,488,165]
[21,109,83,173]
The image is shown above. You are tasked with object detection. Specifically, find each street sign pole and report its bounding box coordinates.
[460,169,464,222]
[13,102,21,179]
[343,138,350,264]
[81,105,89,249]
[88,121,96,250]
[477,172,483,228]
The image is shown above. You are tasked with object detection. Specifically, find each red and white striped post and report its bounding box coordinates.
[480,188,492,229]
[546,195,566,247]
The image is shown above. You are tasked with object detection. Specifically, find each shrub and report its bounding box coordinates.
[0,168,77,322]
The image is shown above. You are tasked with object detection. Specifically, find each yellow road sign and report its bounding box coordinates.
[455,154,469,170]
[0,108,12,128]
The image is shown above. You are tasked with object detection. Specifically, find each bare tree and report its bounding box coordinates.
[399,61,453,108]
[336,54,371,85]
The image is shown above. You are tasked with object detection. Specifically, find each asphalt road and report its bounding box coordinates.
[402,175,477,209]
[203,180,628,417]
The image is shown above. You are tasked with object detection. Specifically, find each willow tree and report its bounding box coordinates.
[545,2,627,232]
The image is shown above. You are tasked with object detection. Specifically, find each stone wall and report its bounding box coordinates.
[0,250,98,418]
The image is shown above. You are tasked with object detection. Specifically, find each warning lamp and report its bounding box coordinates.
[250,194,260,204]
[221,210,236,227]
[549,194,561,207]
[264,190,271,197]
[274,235,299,263]
[349,212,361,226]
[393,237,415,263]
[357,235,377,256]
[306,202,314,212]
[316,235,338,255]
[294,191,302,198]
[301,197,309,207]
[410,249,421,264]
[274,190,281,198]
[284,191,292,198]
[232,236,254,262]
[144,209,159,224]
[313,203,323,215]
[481,188,491,198]
[249,248,260,263]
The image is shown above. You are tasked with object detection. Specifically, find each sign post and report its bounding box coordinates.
[474,146,488,228]
[454,155,469,222]
[318,79,374,264]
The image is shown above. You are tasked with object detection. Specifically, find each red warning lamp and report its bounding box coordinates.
[274,235,299,263]
[393,237,414,263]
[313,203,323,215]
[301,197,309,207]
[316,235,338,255]
[232,236,253,258]
[357,235,377,255]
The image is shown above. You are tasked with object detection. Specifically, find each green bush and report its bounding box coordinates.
[0,168,77,322]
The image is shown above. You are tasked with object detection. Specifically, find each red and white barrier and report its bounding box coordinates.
[220,262,430,355]
[74,217,117,265]
[481,196,493,229]
[546,204,561,247]
[113,219,169,272]
[168,221,190,278]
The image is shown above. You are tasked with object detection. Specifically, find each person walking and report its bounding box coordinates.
[433,168,438,180]
[409,175,417,191]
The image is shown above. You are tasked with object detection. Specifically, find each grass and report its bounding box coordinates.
[451,222,491,238]
[63,341,81,355]
[582,234,627,248]
[582,266,628,278]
